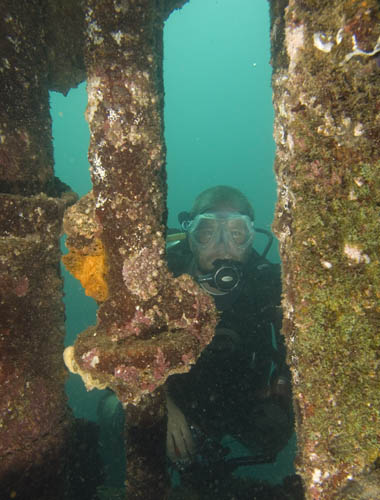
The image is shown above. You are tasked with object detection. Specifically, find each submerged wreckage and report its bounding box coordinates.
[0,1,379,499]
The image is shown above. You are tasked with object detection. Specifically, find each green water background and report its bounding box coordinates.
[52,0,278,265]
[50,0,294,484]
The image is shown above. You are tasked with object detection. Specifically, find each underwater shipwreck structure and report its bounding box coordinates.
[0,0,379,499]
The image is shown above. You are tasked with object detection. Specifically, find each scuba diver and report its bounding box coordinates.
[165,186,294,479]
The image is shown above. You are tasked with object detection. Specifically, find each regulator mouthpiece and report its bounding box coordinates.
[197,259,243,292]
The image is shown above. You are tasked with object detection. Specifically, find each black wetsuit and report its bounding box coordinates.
[166,239,293,460]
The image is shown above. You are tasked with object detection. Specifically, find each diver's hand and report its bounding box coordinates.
[271,375,291,401]
[269,376,292,411]
[166,393,195,462]
[255,376,292,407]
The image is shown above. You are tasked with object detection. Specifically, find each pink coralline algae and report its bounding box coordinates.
[13,276,29,297]
[0,273,29,297]
[181,351,195,365]
[122,246,164,300]
[114,365,140,384]
[124,306,154,337]
[81,348,101,369]
[107,305,157,340]
[152,347,170,382]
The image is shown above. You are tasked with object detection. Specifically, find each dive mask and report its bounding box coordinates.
[185,212,254,251]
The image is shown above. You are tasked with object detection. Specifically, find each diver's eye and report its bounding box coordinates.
[193,219,218,245]
[228,219,249,245]
[196,229,214,244]
[230,229,247,245]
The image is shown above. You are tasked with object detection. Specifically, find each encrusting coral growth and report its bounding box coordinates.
[2,0,379,498]
[0,2,104,498]
[64,0,216,410]
[62,1,218,498]
[270,0,380,498]
[62,191,109,302]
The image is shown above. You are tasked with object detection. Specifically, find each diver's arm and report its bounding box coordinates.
[165,388,195,462]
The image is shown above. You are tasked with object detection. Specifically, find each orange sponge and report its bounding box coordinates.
[62,239,108,302]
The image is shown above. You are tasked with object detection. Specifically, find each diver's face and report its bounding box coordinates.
[189,210,254,273]
[193,241,251,273]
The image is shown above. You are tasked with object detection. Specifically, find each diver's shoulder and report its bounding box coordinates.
[247,249,281,277]
[242,251,281,306]
[166,237,192,276]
